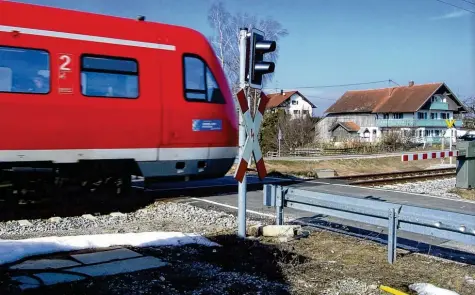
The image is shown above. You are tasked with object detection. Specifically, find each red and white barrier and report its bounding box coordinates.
[401,150,458,161]
[234,89,269,182]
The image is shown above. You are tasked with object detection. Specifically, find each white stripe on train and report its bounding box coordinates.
[0,147,238,163]
[0,25,176,51]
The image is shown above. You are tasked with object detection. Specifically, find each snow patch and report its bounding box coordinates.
[409,283,460,295]
[0,231,220,265]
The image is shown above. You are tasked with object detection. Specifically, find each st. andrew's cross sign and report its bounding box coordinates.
[234,88,269,182]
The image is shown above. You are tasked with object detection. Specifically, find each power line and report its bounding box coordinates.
[264,79,391,91]
[432,0,475,13]
[264,79,397,91]
[459,0,475,6]
[305,95,338,101]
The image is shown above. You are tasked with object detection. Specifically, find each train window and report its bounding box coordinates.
[81,55,138,99]
[0,46,50,94]
[183,55,225,104]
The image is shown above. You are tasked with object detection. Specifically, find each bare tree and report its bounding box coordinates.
[461,96,475,128]
[207,1,289,111]
[277,114,316,152]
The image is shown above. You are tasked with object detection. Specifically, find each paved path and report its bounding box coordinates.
[264,152,409,162]
[10,247,166,290]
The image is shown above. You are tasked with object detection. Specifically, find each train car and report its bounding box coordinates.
[0,1,238,194]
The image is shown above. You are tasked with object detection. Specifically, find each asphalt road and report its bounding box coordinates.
[134,175,475,262]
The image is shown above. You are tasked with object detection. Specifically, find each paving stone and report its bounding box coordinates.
[49,217,62,223]
[262,225,301,237]
[82,214,97,221]
[10,276,41,290]
[66,256,167,277]
[71,248,142,265]
[10,259,81,270]
[18,220,32,227]
[34,272,84,286]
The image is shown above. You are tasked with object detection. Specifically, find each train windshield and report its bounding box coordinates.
[183,55,225,104]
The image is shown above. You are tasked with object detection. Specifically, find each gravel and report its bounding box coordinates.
[0,201,262,240]
[377,177,462,199]
[321,278,380,295]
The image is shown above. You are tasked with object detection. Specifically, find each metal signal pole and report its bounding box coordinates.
[238,27,248,238]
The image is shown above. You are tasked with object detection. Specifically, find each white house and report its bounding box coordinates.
[265,90,317,118]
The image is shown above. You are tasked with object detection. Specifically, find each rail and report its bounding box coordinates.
[263,184,475,264]
[330,168,456,186]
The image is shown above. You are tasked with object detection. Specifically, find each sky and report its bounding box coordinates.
[10,0,475,116]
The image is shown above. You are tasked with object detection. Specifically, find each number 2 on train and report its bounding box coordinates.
[59,54,72,72]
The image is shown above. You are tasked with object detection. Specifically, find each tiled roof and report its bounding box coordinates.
[325,82,450,114]
[266,91,298,108]
[330,121,360,132]
[265,91,317,109]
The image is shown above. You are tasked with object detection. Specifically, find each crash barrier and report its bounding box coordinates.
[263,184,475,264]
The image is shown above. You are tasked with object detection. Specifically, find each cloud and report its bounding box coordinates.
[431,10,471,20]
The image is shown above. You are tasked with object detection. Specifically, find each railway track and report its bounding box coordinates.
[331,167,456,186]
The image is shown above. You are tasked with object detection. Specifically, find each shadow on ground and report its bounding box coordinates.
[291,215,475,265]
[0,234,306,295]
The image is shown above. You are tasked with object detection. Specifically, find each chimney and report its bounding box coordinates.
[280,89,284,95]
[408,81,414,87]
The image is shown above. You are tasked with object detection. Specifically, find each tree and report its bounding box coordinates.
[207,1,289,104]
[259,109,316,154]
[278,114,316,152]
[462,96,475,129]
[259,109,286,154]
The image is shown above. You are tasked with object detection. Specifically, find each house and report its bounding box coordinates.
[316,81,467,143]
[266,90,317,118]
[329,122,361,141]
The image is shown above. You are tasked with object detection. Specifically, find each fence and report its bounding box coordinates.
[263,184,475,264]
[265,136,459,158]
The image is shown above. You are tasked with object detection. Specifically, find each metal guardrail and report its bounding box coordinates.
[263,184,475,264]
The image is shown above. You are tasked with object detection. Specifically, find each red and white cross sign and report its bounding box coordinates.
[234,88,270,182]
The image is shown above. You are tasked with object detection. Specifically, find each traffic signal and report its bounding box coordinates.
[247,28,276,89]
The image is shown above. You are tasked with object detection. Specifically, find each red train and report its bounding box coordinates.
[0,1,238,192]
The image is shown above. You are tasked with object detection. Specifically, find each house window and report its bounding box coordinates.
[81,55,139,98]
[417,112,425,119]
[383,113,389,119]
[293,110,300,115]
[0,46,50,94]
[291,100,298,105]
[302,110,309,115]
[183,55,225,103]
[393,113,403,119]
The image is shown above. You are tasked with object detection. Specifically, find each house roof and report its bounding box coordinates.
[266,90,317,109]
[330,121,360,132]
[324,82,466,114]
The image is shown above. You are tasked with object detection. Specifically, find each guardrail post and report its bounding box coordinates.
[263,184,275,207]
[388,208,398,264]
[276,185,284,225]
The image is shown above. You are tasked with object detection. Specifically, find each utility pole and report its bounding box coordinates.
[237,27,248,238]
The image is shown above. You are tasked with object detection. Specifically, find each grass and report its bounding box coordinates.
[265,229,475,295]
[230,156,450,178]
[448,188,475,201]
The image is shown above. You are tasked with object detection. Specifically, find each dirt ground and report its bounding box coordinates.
[8,227,474,295]
[231,156,449,178]
[448,188,475,201]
